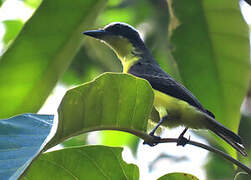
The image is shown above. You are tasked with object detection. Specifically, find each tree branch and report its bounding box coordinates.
[144,136,251,175]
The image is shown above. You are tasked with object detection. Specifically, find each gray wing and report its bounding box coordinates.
[129,61,215,118]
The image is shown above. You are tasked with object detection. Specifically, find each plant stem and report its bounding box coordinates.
[144,136,251,175]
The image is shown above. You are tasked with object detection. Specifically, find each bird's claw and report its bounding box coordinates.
[177,135,190,147]
[143,134,161,146]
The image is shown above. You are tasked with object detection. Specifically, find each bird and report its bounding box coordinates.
[83,22,247,156]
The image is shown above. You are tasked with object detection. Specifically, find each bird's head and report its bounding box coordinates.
[83,22,146,63]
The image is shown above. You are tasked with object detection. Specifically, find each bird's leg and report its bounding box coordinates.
[176,128,189,146]
[143,116,167,146]
[149,116,166,136]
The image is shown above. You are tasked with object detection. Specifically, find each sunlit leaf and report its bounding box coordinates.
[45,73,154,150]
[2,19,23,46]
[0,0,107,118]
[24,0,42,9]
[0,114,53,180]
[24,146,139,180]
[99,131,140,156]
[62,134,87,148]
[169,0,250,156]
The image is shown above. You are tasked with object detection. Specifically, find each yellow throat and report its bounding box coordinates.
[102,35,140,73]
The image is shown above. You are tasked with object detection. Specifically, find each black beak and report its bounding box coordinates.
[83,29,106,39]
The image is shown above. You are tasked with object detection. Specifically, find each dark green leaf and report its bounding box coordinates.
[61,46,105,86]
[0,0,107,118]
[45,73,154,150]
[204,152,234,179]
[0,114,53,179]
[24,145,139,180]
[170,0,250,156]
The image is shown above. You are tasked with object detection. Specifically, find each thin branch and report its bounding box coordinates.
[144,136,251,175]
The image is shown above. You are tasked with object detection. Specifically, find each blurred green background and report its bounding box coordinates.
[0,0,250,179]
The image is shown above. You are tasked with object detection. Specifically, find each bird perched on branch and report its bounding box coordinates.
[83,22,247,156]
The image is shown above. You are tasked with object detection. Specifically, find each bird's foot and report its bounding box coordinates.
[143,133,162,146]
[177,135,190,147]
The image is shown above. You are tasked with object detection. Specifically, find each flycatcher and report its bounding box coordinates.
[83,22,247,156]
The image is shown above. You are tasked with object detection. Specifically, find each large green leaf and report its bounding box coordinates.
[0,0,107,118]
[23,145,139,180]
[45,73,154,150]
[170,0,250,156]
[158,172,199,180]
[0,114,53,180]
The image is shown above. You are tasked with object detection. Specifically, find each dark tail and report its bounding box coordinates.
[208,119,247,156]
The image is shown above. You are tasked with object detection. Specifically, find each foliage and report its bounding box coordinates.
[0,0,106,118]
[24,146,139,180]
[45,73,154,150]
[0,0,250,179]
[170,0,250,157]
[0,114,53,180]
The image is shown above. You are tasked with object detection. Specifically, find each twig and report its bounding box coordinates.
[144,136,251,175]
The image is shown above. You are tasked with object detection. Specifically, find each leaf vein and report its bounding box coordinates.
[130,79,138,128]
[38,158,79,180]
[110,149,128,180]
[76,150,111,180]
